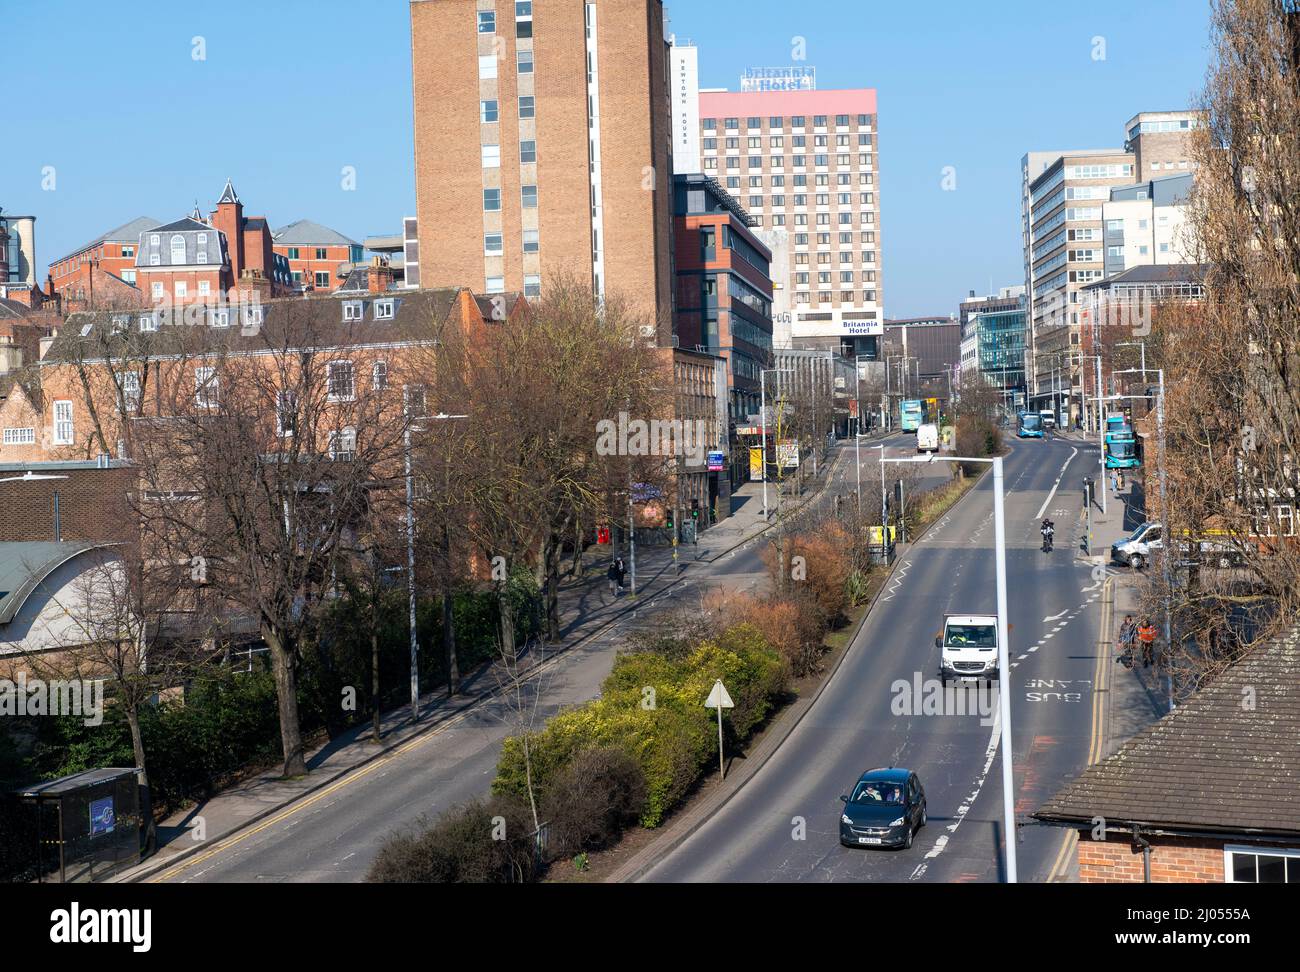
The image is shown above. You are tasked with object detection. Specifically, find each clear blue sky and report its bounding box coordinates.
[3,0,1212,317]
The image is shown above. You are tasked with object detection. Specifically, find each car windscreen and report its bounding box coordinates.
[944,624,996,648]
[851,781,905,805]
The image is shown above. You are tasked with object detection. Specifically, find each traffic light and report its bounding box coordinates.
[666,508,674,530]
[691,498,700,520]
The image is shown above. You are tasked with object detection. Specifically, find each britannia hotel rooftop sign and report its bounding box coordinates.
[740,67,816,92]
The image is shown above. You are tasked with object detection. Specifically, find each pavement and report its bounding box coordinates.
[632,432,1166,884]
[115,431,895,884]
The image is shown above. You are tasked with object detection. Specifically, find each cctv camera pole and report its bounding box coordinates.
[991,456,1017,882]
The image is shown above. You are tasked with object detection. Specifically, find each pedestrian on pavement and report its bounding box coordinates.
[607,559,621,596]
[1111,469,1121,495]
[615,557,627,594]
[1137,617,1158,668]
[1117,614,1137,666]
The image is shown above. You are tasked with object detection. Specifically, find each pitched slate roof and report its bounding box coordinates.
[43,288,465,364]
[1036,628,1300,837]
[53,216,162,265]
[217,179,239,205]
[273,219,359,248]
[1080,263,1208,290]
[135,218,227,268]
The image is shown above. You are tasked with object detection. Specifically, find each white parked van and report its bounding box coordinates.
[936,614,999,686]
[916,422,939,453]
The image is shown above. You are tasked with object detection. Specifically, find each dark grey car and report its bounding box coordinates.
[839,767,927,849]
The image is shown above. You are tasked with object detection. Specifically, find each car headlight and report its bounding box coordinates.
[841,814,853,825]
[889,817,905,827]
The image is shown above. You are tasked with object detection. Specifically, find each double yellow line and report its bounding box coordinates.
[1045,574,1114,883]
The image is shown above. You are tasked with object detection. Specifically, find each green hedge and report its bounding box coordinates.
[493,622,785,827]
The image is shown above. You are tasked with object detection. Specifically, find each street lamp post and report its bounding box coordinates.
[880,451,1017,883]
[404,408,468,721]
[760,368,794,518]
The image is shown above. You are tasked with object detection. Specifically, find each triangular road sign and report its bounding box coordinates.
[704,679,734,709]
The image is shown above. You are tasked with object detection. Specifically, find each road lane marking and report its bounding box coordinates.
[1034,447,1078,520]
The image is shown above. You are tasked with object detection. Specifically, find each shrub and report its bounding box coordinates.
[366,794,538,883]
[540,746,646,857]
[494,619,785,828]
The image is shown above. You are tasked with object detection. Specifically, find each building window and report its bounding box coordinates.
[329,427,357,462]
[484,188,502,211]
[517,49,533,73]
[1225,846,1300,883]
[3,427,36,445]
[122,245,135,258]
[521,185,538,208]
[209,308,230,327]
[121,269,137,284]
[150,234,160,246]
[276,391,297,437]
[315,271,331,289]
[52,401,75,445]
[170,235,186,263]
[482,144,500,168]
[243,306,263,328]
[151,282,164,299]
[477,10,495,32]
[524,274,541,297]
[374,299,395,320]
[485,233,504,255]
[118,371,141,411]
[480,100,498,125]
[519,96,535,119]
[175,281,188,298]
[195,368,219,408]
[344,301,364,321]
[373,361,388,390]
[486,276,505,294]
[523,230,539,253]
[515,0,532,37]
[313,247,327,261]
[328,361,356,401]
[138,314,157,332]
[198,280,211,296]
[520,140,537,163]
[287,246,300,260]
[479,54,497,79]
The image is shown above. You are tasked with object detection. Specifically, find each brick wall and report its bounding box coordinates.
[0,466,134,543]
[1078,834,1231,883]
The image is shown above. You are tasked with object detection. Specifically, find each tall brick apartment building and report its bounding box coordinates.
[1036,629,1300,883]
[409,0,675,339]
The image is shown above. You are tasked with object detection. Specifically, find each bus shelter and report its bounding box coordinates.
[11,767,141,882]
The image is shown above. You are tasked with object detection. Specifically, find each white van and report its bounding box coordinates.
[1111,522,1162,570]
[936,614,999,686]
[916,422,939,453]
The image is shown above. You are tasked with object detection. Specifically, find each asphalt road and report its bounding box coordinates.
[640,434,1108,883]
[159,432,1072,883]
[156,437,877,882]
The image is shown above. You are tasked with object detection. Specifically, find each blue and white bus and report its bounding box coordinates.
[1017,411,1044,438]
[900,399,924,433]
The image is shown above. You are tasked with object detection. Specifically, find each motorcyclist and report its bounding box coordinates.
[1040,517,1055,551]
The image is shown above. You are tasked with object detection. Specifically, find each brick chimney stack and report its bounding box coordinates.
[367,256,394,294]
[211,179,245,283]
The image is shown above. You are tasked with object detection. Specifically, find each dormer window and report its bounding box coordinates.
[170,235,186,264]
[374,299,394,320]
[150,234,160,246]
[197,233,207,244]
[343,301,364,322]
[150,254,160,266]
[197,250,208,263]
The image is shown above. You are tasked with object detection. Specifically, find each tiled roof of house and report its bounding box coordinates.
[53,216,162,265]
[1035,628,1300,837]
[43,288,466,364]
[273,220,359,248]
